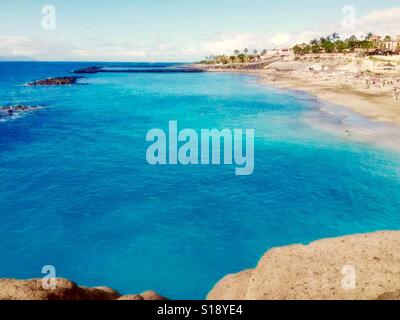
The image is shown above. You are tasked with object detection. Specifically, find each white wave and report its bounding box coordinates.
[304,102,400,152]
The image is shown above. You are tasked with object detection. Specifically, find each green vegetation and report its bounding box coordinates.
[199,48,267,65]
[200,32,396,65]
[293,33,374,55]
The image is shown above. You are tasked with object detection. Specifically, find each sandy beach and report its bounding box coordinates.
[259,70,400,125]
[195,54,400,127]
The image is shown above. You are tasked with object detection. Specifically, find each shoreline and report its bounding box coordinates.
[257,71,400,151]
[193,63,400,150]
[259,71,400,126]
[194,62,400,127]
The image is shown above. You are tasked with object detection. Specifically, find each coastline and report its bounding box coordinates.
[193,63,400,150]
[194,63,400,127]
[1,62,400,300]
[258,71,400,151]
[259,71,400,126]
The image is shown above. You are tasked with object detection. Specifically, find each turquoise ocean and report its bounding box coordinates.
[0,62,399,299]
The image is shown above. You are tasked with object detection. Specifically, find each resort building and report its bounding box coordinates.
[261,48,292,60]
[369,35,382,46]
[371,35,400,52]
[382,35,400,51]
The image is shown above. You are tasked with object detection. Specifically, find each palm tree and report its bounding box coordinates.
[243,48,249,62]
[310,39,318,45]
[332,32,340,41]
[253,49,258,55]
[261,49,267,55]
[234,49,240,56]
[384,35,392,42]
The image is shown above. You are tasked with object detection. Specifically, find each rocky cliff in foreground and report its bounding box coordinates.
[1,231,399,300]
[207,231,400,300]
[0,278,167,300]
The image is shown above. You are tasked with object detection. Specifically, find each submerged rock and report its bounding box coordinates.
[207,231,400,300]
[0,105,41,117]
[0,278,167,300]
[28,76,82,86]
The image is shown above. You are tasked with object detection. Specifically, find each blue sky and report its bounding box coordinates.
[1,0,400,61]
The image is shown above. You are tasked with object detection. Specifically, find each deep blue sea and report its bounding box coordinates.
[0,62,399,299]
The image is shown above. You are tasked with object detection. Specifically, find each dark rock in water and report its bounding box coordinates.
[28,76,82,86]
[73,66,102,74]
[0,105,41,117]
[72,65,204,74]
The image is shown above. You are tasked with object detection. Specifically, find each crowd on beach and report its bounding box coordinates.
[362,76,400,100]
[280,69,400,101]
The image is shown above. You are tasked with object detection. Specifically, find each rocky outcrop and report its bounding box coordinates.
[28,76,82,86]
[207,231,400,300]
[73,65,204,74]
[2,232,399,300]
[73,66,102,74]
[0,278,167,300]
[117,291,168,300]
[0,105,41,117]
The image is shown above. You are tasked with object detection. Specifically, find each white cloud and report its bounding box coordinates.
[71,43,147,58]
[1,7,400,61]
[0,36,38,56]
[357,7,400,35]
[190,6,400,57]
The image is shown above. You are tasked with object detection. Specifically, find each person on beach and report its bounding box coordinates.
[393,88,399,100]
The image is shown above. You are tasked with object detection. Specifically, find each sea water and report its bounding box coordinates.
[0,62,399,299]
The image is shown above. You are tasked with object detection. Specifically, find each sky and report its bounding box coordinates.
[0,0,400,61]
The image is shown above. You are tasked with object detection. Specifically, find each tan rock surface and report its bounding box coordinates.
[0,278,166,300]
[138,290,168,300]
[208,231,400,300]
[118,291,168,301]
[376,290,400,300]
[117,294,144,300]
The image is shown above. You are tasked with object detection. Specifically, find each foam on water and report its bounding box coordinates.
[303,98,400,151]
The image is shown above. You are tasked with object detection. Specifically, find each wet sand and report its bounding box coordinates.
[259,71,400,126]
